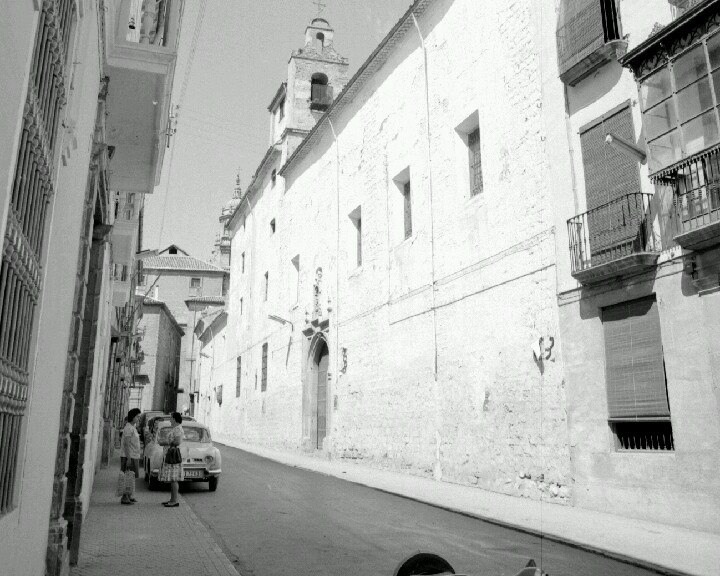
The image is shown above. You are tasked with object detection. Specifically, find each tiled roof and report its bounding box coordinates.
[142,255,225,272]
[185,296,225,305]
[142,295,164,305]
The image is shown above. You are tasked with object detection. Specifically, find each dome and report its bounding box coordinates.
[311,17,330,28]
[220,176,243,218]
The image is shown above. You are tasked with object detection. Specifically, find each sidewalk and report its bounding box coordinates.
[70,456,239,576]
[231,442,720,576]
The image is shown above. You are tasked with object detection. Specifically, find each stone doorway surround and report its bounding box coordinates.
[301,320,330,452]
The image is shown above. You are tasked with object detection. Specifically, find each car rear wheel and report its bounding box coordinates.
[208,476,219,492]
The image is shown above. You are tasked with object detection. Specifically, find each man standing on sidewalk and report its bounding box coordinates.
[120,408,142,505]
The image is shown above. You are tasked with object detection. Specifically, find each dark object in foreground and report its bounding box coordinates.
[394,554,545,576]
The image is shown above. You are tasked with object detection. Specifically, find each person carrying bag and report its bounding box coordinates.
[158,412,184,507]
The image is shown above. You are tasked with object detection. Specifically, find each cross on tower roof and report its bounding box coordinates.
[312,0,327,17]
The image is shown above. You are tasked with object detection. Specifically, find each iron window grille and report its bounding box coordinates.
[468,128,483,196]
[261,343,268,392]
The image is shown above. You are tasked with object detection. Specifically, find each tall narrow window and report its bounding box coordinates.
[310,73,331,111]
[349,207,362,268]
[291,255,300,304]
[403,181,412,239]
[241,252,246,273]
[468,127,483,196]
[236,356,242,397]
[270,218,276,234]
[190,277,202,296]
[261,343,268,391]
[264,271,269,301]
[602,295,674,451]
[240,297,244,316]
[278,98,285,121]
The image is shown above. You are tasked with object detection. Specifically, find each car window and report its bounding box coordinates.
[156,425,210,443]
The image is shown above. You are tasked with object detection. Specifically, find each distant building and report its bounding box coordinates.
[141,245,227,414]
[134,296,183,413]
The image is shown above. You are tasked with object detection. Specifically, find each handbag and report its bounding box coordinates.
[164,445,182,465]
[115,471,126,497]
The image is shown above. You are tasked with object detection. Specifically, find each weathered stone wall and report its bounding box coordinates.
[219,0,572,503]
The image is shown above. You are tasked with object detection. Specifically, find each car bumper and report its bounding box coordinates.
[149,468,221,481]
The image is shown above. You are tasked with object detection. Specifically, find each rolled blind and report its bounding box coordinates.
[602,296,671,420]
[580,106,642,259]
[557,0,605,77]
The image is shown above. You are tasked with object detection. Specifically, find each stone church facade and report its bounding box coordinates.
[201,0,573,504]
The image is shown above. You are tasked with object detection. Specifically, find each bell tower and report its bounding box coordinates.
[276,17,349,153]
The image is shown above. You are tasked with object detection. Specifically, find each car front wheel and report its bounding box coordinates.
[208,476,219,492]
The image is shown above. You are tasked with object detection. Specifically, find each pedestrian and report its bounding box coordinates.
[159,411,184,508]
[120,408,142,505]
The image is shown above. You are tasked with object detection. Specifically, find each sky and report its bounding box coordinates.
[143,0,414,261]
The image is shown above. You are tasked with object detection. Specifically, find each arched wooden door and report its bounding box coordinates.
[316,341,329,449]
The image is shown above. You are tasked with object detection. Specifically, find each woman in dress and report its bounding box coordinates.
[120,408,142,505]
[159,411,184,507]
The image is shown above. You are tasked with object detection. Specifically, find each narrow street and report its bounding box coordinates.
[179,445,662,576]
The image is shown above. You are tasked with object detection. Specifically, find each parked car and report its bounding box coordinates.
[144,421,221,491]
[144,414,196,445]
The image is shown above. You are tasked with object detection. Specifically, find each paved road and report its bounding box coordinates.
[180,445,662,576]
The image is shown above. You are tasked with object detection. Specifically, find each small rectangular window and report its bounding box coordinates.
[261,343,268,391]
[236,356,242,398]
[403,181,412,239]
[264,271,269,301]
[190,277,202,296]
[291,255,300,304]
[270,218,276,234]
[468,128,483,196]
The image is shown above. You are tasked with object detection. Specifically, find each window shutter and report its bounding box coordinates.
[602,296,671,421]
[557,0,605,78]
[580,106,642,260]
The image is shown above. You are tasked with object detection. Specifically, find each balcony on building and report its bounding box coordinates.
[103,0,184,194]
[556,0,627,86]
[568,193,660,284]
[620,0,720,251]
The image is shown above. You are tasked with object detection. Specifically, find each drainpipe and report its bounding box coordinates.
[412,11,442,481]
[328,116,341,446]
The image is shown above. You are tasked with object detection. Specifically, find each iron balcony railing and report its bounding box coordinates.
[672,149,720,238]
[568,192,658,275]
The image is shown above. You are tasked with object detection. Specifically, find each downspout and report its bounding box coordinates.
[328,116,341,448]
[412,12,442,481]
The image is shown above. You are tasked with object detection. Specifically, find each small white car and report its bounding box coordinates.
[143,421,222,491]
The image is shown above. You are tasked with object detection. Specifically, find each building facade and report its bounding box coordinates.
[135,296,183,413]
[0,1,185,574]
[550,0,720,532]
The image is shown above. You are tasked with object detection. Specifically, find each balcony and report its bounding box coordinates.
[568,193,660,284]
[103,0,184,193]
[556,0,627,86]
[669,150,720,250]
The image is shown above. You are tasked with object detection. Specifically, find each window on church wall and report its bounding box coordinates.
[264,271,269,301]
[261,343,268,392]
[392,168,412,243]
[640,30,720,173]
[468,128,483,196]
[270,218,276,234]
[241,252,246,273]
[278,98,285,121]
[291,255,300,305]
[348,206,362,268]
[240,297,243,316]
[315,32,325,51]
[236,356,242,398]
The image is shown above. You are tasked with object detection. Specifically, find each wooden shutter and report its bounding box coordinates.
[580,105,642,261]
[261,343,268,391]
[602,296,671,420]
[557,0,605,76]
[403,181,412,239]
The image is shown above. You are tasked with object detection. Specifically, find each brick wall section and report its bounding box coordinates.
[203,0,572,503]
